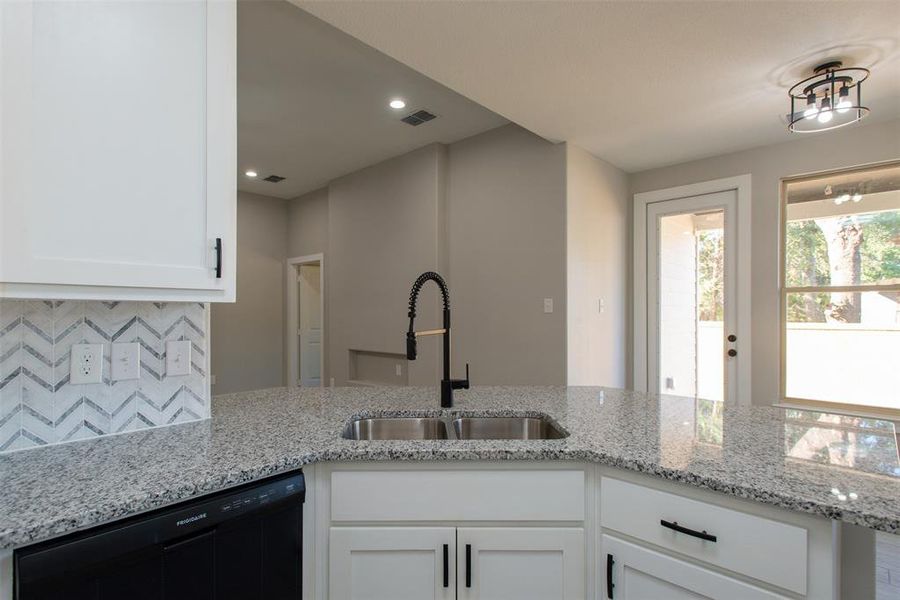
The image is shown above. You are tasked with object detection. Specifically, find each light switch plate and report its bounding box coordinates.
[543,298,554,313]
[166,340,192,377]
[70,343,104,384]
[111,342,141,381]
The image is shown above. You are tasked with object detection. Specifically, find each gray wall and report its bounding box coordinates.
[211,191,288,394]
[327,144,446,386]
[566,143,629,386]
[448,125,568,385]
[630,118,900,405]
[288,187,329,258]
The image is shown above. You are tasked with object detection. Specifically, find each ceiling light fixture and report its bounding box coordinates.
[245,170,258,178]
[389,98,406,110]
[788,61,869,133]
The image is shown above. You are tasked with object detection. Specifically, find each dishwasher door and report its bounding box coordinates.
[14,471,304,600]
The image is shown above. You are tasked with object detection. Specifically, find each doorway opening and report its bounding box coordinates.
[286,254,324,388]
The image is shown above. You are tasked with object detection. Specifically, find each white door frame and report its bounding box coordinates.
[633,175,752,405]
[286,253,324,388]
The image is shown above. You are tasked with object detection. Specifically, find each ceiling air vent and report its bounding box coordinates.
[263,175,286,183]
[401,109,437,126]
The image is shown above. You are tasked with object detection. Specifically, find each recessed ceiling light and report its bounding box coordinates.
[245,170,258,178]
[389,98,406,110]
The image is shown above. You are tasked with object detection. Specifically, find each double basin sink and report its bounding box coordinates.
[342,415,567,441]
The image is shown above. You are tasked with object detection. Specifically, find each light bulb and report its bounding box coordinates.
[803,94,819,119]
[836,86,851,114]
[817,96,833,124]
[245,170,258,178]
[389,98,406,110]
[851,193,862,202]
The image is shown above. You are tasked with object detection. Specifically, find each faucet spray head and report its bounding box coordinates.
[406,331,417,360]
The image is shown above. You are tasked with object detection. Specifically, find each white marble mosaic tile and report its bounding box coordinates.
[0,301,209,452]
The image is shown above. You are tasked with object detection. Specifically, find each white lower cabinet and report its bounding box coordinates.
[602,535,787,600]
[459,527,585,600]
[328,526,584,600]
[329,527,456,600]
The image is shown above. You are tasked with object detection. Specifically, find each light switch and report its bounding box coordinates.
[166,340,192,377]
[395,364,402,377]
[111,343,141,381]
[543,298,554,313]
[70,344,104,384]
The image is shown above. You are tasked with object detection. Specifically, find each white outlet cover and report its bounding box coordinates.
[111,342,141,381]
[543,298,554,313]
[70,343,104,384]
[166,340,192,377]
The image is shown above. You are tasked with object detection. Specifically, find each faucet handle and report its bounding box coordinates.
[406,331,417,360]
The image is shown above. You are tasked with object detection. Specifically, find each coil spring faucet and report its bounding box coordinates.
[406,271,470,408]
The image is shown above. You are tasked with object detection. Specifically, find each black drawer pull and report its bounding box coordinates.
[606,553,615,598]
[442,543,449,588]
[465,543,472,588]
[660,519,717,542]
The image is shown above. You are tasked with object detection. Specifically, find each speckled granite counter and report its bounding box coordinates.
[1,386,898,549]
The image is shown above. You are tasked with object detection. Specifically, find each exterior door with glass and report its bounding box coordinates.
[645,190,741,403]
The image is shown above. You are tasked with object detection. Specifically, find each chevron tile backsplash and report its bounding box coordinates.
[0,300,209,453]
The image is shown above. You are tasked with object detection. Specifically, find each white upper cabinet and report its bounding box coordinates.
[0,0,236,302]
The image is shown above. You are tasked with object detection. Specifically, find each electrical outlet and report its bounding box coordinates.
[543,298,554,313]
[70,343,104,384]
[111,343,141,381]
[166,340,192,377]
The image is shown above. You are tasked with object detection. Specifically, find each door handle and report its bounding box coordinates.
[727,334,737,342]
[727,349,737,357]
[465,543,472,588]
[214,238,222,279]
[606,553,615,598]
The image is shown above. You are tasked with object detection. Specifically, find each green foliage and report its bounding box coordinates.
[697,230,724,321]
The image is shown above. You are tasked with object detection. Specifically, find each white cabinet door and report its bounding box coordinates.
[458,527,585,600]
[329,527,456,600]
[602,535,788,600]
[0,0,236,302]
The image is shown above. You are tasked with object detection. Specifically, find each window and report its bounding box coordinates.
[781,162,900,416]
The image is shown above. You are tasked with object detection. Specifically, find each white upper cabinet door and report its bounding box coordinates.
[329,527,456,600]
[458,527,585,600]
[603,535,788,600]
[0,0,236,301]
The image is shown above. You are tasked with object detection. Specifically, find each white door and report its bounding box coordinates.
[329,527,455,600]
[298,263,322,387]
[646,191,741,403]
[458,527,585,600]
[0,0,235,300]
[603,535,786,599]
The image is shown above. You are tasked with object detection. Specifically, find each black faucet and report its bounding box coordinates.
[406,271,470,408]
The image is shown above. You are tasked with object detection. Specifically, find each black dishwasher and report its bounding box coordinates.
[14,471,304,600]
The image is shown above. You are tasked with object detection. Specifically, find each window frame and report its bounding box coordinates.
[779,160,900,418]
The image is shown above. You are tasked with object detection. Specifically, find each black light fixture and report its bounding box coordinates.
[788,61,869,133]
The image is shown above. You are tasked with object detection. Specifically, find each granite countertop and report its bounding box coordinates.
[1,386,898,549]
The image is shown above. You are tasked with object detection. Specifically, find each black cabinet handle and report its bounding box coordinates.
[465,543,472,588]
[606,553,615,599]
[442,543,449,588]
[660,519,717,542]
[214,238,222,279]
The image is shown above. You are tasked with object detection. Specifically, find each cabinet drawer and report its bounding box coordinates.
[332,469,585,522]
[600,477,807,595]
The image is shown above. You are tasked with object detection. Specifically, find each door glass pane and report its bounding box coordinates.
[658,210,725,400]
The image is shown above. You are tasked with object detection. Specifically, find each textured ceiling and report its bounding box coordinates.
[296,0,900,172]
[238,1,506,199]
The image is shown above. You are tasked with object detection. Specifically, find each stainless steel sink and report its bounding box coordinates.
[452,416,567,440]
[342,417,449,440]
